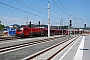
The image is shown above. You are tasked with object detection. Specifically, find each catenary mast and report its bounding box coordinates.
[48,1,50,37]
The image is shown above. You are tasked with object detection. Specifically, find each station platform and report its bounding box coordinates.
[52,35,90,60]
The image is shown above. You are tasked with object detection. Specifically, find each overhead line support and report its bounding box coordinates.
[48,1,50,37]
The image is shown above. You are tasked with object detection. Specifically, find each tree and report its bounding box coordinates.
[0,24,5,31]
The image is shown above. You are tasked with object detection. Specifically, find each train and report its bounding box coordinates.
[16,26,85,38]
[16,26,69,38]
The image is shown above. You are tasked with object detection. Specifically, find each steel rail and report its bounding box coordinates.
[26,36,78,60]
[0,36,65,54]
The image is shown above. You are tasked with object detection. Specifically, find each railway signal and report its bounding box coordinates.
[69,20,72,26]
[29,21,31,27]
[84,23,86,33]
[38,21,40,27]
[84,24,86,28]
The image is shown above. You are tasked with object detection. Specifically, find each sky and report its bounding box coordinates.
[0,0,90,28]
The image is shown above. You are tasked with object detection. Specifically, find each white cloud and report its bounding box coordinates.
[0,16,48,26]
[0,16,29,26]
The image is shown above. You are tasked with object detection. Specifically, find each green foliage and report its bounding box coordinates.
[0,24,5,31]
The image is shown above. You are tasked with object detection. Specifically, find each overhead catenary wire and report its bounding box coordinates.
[12,0,60,19]
[12,0,48,16]
[49,1,63,18]
[51,0,69,16]
[0,1,59,26]
[0,1,69,26]
[0,1,47,20]
[58,0,71,16]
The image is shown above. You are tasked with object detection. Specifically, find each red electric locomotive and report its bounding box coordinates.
[16,26,42,37]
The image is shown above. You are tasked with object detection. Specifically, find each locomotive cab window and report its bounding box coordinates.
[24,28,28,31]
[17,28,23,32]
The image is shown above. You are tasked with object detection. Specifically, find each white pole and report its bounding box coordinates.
[48,1,50,37]
[74,18,76,34]
[68,16,70,35]
[60,20,61,30]
[26,17,28,26]
[62,19,63,26]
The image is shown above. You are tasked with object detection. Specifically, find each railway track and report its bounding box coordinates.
[21,36,79,60]
[0,36,17,41]
[0,35,66,55]
[0,35,64,41]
